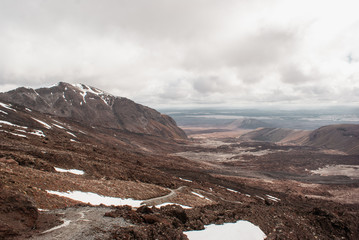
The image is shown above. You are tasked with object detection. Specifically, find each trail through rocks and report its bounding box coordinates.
[31,206,132,240]
[141,186,187,206]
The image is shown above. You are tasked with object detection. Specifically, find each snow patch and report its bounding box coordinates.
[156,202,192,209]
[191,191,211,201]
[179,177,193,182]
[53,123,66,129]
[255,195,265,201]
[28,130,46,137]
[67,131,77,138]
[72,83,113,106]
[32,118,52,129]
[0,120,28,129]
[0,102,16,111]
[0,130,27,138]
[226,188,241,194]
[266,195,280,202]
[0,109,8,115]
[46,190,143,207]
[38,209,49,212]
[184,221,266,240]
[54,167,84,175]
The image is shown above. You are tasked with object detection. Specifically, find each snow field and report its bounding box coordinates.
[184,221,266,240]
[156,202,192,209]
[46,190,143,207]
[54,167,85,175]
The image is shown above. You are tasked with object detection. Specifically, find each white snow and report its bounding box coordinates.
[184,221,266,240]
[0,102,16,111]
[0,109,8,115]
[16,129,27,133]
[46,190,143,207]
[25,108,32,112]
[66,131,77,138]
[38,209,49,212]
[53,123,66,129]
[11,132,27,138]
[28,130,46,137]
[32,118,52,129]
[62,92,68,102]
[192,191,205,198]
[226,188,241,194]
[179,177,193,182]
[72,83,112,106]
[266,195,280,202]
[54,167,84,175]
[255,195,265,201]
[0,129,27,138]
[70,139,78,142]
[191,191,211,201]
[0,120,28,129]
[156,202,192,209]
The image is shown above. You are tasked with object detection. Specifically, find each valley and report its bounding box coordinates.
[1,83,358,239]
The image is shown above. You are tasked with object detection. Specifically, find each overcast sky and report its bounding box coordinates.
[0,0,358,108]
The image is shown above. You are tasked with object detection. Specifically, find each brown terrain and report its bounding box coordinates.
[0,83,358,239]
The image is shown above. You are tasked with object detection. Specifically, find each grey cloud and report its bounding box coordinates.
[226,29,297,67]
[192,76,229,94]
[0,0,358,107]
[280,65,321,85]
[0,0,238,41]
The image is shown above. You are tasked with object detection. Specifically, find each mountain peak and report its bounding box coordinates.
[0,82,186,139]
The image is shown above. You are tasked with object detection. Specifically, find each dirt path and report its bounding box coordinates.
[31,207,132,240]
[31,187,189,239]
[141,186,187,206]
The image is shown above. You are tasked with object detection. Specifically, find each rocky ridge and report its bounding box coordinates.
[0,82,186,139]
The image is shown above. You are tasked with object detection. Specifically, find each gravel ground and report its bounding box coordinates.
[31,206,132,240]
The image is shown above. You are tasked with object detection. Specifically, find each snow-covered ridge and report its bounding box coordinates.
[70,83,114,106]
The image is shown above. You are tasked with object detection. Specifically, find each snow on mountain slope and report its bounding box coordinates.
[0,82,186,139]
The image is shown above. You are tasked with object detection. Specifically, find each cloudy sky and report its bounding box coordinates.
[0,0,358,108]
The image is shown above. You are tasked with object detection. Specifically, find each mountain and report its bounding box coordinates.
[227,118,274,129]
[239,127,310,144]
[306,124,359,155]
[0,95,358,239]
[0,82,186,139]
